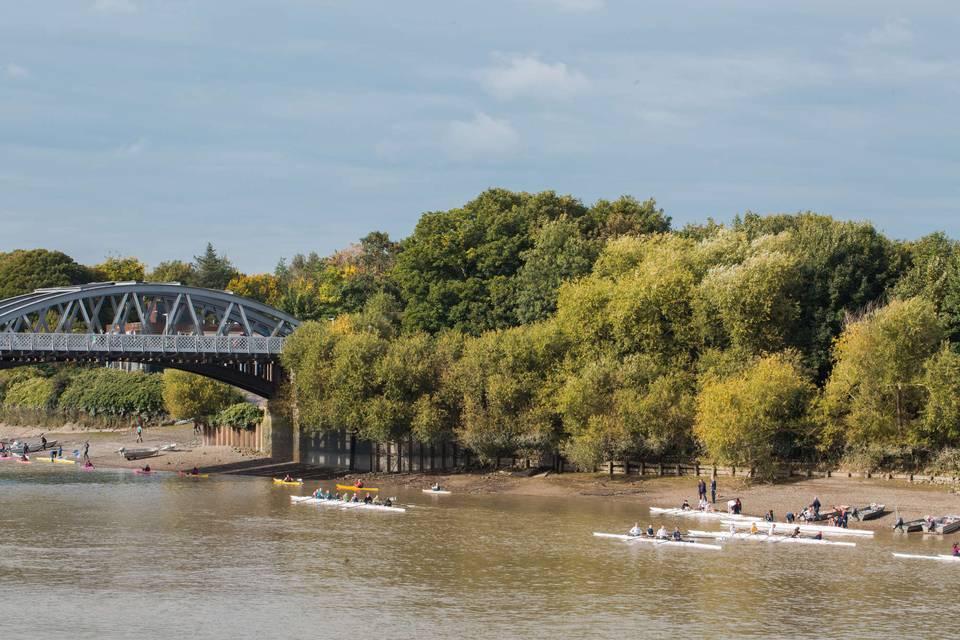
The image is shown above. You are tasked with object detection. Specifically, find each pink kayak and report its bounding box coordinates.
[17,458,31,464]
[133,469,153,475]
[80,464,96,472]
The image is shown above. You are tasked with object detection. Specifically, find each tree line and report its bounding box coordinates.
[6,189,960,473]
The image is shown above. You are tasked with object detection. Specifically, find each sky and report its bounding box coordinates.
[1,1,958,273]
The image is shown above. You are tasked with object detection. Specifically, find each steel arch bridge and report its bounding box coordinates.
[0,282,300,397]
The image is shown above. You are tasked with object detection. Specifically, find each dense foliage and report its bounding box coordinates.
[10,189,960,474]
[212,402,264,430]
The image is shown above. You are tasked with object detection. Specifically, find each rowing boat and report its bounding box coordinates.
[290,495,406,513]
[335,484,379,492]
[686,529,856,547]
[133,469,153,475]
[892,552,960,563]
[119,447,159,461]
[273,478,303,486]
[422,489,452,495]
[853,503,886,521]
[921,515,960,535]
[721,519,874,537]
[592,532,722,551]
[650,507,761,522]
[178,472,210,479]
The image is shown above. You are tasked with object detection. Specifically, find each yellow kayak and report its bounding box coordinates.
[179,472,210,479]
[273,478,303,486]
[32,456,75,465]
[335,484,378,492]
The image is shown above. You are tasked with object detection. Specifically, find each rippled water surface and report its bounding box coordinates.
[0,465,955,639]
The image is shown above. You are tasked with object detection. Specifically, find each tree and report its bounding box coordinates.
[226,273,281,305]
[93,256,146,282]
[192,243,239,290]
[0,249,93,298]
[821,298,943,451]
[149,260,196,284]
[585,196,671,240]
[921,346,960,447]
[694,352,815,475]
[161,370,243,421]
[212,402,264,430]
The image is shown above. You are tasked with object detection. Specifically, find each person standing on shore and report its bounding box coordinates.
[83,441,90,463]
[697,478,706,502]
[136,420,143,444]
[710,475,717,503]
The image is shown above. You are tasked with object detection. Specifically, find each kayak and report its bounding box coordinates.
[721,519,874,538]
[687,530,856,547]
[422,489,452,495]
[32,456,75,465]
[133,469,154,475]
[273,478,303,486]
[178,471,210,478]
[650,507,761,522]
[592,532,722,551]
[80,464,96,472]
[892,552,960,563]
[291,495,406,513]
[16,458,31,464]
[335,484,378,492]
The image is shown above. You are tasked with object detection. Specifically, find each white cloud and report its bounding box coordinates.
[526,0,604,12]
[479,54,588,100]
[850,18,914,48]
[6,63,29,79]
[92,0,137,13]
[444,112,519,160]
[113,138,146,157]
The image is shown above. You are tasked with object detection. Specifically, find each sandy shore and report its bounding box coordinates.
[340,470,960,527]
[0,423,266,471]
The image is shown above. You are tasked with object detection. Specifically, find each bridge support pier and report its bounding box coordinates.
[262,401,296,462]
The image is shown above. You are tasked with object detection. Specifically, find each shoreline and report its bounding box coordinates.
[2,423,959,526]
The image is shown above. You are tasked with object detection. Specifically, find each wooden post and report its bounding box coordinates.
[609,461,614,477]
[375,442,380,472]
[676,463,682,476]
[419,441,424,473]
[624,460,630,476]
[429,444,435,471]
[640,461,645,476]
[731,466,736,477]
[409,434,414,472]
[694,462,700,476]
[386,443,391,474]
[441,441,446,470]
[658,462,664,476]
[348,432,356,471]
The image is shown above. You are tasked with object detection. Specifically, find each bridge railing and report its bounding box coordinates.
[0,333,286,355]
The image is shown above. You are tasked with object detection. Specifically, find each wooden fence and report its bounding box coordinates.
[201,423,266,451]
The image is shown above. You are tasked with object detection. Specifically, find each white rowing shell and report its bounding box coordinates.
[686,530,856,547]
[290,495,406,513]
[650,507,761,521]
[892,552,960,563]
[593,532,722,551]
[721,519,873,537]
[422,489,452,495]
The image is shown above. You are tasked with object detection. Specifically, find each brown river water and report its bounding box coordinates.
[1,464,955,639]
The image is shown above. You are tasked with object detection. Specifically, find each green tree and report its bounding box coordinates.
[93,256,146,282]
[192,243,240,290]
[0,249,93,298]
[148,260,196,284]
[821,298,943,451]
[162,370,243,421]
[212,402,264,430]
[226,273,281,305]
[921,346,960,447]
[694,352,815,475]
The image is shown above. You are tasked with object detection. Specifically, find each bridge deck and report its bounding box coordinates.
[0,332,285,356]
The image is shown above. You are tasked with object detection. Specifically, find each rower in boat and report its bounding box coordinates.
[83,461,95,470]
[952,542,959,557]
[354,480,365,489]
[363,493,373,504]
[813,531,822,540]
[384,497,393,507]
[656,525,668,539]
[629,523,642,537]
[189,466,201,476]
[681,498,691,510]
[282,474,295,483]
[142,464,151,473]
[768,523,777,536]
[672,527,682,541]
[764,510,774,522]
[749,521,759,535]
[790,526,801,538]
[431,482,443,492]
[646,524,655,537]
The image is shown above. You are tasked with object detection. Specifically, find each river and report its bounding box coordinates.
[1,464,954,639]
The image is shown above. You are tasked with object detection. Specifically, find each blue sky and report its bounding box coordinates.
[2,1,958,273]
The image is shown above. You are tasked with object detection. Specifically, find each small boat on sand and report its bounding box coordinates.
[921,516,960,535]
[853,504,886,521]
[593,532,722,551]
[894,517,925,533]
[119,447,159,461]
[9,440,58,455]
